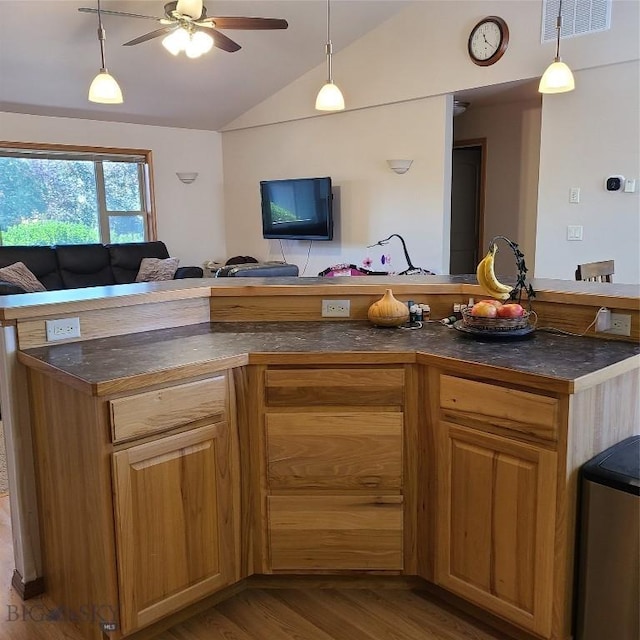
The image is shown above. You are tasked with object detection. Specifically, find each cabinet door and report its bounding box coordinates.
[112,422,236,634]
[435,423,556,638]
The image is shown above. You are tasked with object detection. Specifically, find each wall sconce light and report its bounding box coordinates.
[176,172,198,184]
[387,159,413,175]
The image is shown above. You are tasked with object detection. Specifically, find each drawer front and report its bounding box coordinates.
[439,375,559,442]
[268,495,403,570]
[110,375,227,443]
[266,412,403,491]
[265,368,404,407]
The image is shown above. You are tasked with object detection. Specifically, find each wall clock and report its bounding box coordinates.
[468,16,509,66]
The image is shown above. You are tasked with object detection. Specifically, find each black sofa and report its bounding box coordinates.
[0,241,203,295]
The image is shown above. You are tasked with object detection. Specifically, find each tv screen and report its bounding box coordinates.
[260,177,333,241]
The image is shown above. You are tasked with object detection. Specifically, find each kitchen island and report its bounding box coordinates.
[1,276,638,640]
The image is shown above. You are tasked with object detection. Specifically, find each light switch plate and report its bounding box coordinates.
[567,225,583,241]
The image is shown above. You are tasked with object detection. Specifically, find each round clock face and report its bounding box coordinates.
[468,17,509,66]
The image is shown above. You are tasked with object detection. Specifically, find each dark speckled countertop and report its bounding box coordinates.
[19,321,640,396]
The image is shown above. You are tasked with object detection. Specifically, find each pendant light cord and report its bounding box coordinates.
[97,0,108,71]
[554,0,563,62]
[325,0,333,83]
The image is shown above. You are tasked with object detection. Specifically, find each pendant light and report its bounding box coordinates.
[315,0,345,111]
[88,0,123,104]
[539,0,575,94]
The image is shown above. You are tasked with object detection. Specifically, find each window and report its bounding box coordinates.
[0,143,156,246]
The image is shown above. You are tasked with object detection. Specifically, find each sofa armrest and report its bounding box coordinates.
[0,280,28,295]
[174,266,204,279]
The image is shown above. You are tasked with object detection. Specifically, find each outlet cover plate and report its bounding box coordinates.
[45,317,81,341]
[321,299,351,318]
[607,313,632,337]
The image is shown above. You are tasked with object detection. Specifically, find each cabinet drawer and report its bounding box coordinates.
[439,375,559,442]
[265,368,404,407]
[268,495,403,570]
[266,412,403,490]
[109,375,227,443]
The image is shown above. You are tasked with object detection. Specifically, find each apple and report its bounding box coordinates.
[470,301,498,318]
[497,303,525,318]
[479,299,503,309]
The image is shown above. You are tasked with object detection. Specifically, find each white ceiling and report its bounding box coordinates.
[0,0,412,131]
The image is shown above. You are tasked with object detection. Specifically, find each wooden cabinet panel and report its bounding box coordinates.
[265,368,404,406]
[439,375,559,442]
[266,412,403,490]
[109,375,227,442]
[268,495,403,570]
[112,422,236,634]
[435,422,556,637]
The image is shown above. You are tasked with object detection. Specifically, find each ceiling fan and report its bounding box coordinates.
[78,0,288,56]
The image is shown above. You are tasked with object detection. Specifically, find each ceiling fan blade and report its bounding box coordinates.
[78,7,160,21]
[207,29,241,53]
[200,17,288,30]
[123,26,177,47]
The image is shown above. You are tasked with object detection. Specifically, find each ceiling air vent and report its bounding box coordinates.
[541,0,611,42]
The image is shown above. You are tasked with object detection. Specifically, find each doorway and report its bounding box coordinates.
[449,140,485,274]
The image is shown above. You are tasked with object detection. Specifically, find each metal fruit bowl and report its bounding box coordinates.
[461,307,533,332]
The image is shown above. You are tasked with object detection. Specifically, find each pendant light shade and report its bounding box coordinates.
[316,0,345,112]
[88,0,123,104]
[315,82,345,111]
[539,0,575,94]
[88,70,124,104]
[539,60,575,93]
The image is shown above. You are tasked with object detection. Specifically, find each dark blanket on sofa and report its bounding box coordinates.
[0,241,203,295]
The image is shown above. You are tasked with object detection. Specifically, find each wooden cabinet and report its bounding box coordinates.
[433,374,558,638]
[26,369,239,639]
[112,422,236,634]
[261,367,406,571]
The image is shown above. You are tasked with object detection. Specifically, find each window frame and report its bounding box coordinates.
[0,141,158,245]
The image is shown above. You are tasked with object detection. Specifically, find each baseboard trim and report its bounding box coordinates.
[11,569,45,600]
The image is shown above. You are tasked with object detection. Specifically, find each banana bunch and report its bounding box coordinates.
[476,244,513,300]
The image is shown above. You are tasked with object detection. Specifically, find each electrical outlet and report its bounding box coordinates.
[321,299,350,318]
[45,317,81,341]
[606,313,632,337]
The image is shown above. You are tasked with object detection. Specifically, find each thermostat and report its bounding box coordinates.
[605,175,625,191]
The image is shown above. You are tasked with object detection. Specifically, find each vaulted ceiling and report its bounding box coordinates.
[0,0,412,130]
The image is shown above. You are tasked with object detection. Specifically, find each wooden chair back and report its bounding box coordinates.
[575,260,614,283]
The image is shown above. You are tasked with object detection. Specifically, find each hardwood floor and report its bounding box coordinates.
[0,495,506,640]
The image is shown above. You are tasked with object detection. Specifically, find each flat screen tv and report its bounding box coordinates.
[260,177,333,241]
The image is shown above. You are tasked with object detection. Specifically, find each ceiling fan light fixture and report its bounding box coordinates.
[315,82,345,111]
[316,0,344,112]
[176,0,203,20]
[88,70,123,104]
[162,27,190,55]
[187,31,214,57]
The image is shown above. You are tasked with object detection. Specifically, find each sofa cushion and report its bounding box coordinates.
[108,241,170,284]
[0,262,47,292]
[135,257,180,282]
[0,246,64,290]
[56,244,116,289]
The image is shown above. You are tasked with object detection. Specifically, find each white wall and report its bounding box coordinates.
[454,99,542,277]
[222,97,452,276]
[223,0,639,282]
[0,113,226,269]
[536,61,640,284]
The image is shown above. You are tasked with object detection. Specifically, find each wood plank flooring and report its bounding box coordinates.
[0,495,506,640]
